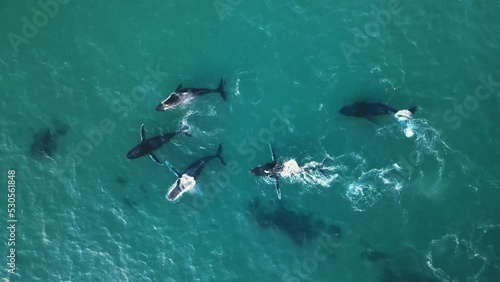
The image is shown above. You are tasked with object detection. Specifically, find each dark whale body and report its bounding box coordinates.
[339,102,398,117]
[250,144,284,199]
[156,78,227,111]
[126,124,190,165]
[165,144,225,202]
[339,102,418,121]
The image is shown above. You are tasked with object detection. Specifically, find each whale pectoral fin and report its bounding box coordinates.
[140,124,146,141]
[149,153,163,165]
[196,186,204,196]
[190,184,204,196]
[274,178,281,200]
[269,143,277,162]
[165,160,181,177]
[175,84,183,92]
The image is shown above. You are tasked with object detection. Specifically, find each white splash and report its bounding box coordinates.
[278,159,339,188]
[344,165,403,211]
[394,109,413,121]
[179,174,196,190]
[280,160,303,178]
[235,78,241,96]
[166,174,196,201]
[394,109,415,138]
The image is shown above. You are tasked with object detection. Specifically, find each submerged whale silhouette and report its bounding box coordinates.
[30,121,69,159]
[248,198,341,246]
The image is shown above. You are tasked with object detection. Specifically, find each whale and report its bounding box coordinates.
[359,239,390,263]
[156,78,227,111]
[126,123,191,165]
[165,144,225,202]
[340,102,418,137]
[251,144,330,199]
[30,121,69,159]
[250,144,284,199]
[339,102,417,121]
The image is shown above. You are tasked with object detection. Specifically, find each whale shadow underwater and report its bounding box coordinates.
[359,239,391,264]
[247,197,341,246]
[360,244,440,282]
[377,263,440,282]
[30,121,69,159]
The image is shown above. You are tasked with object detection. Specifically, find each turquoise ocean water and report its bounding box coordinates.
[1,0,500,281]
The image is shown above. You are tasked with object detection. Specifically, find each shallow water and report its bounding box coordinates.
[1,0,500,281]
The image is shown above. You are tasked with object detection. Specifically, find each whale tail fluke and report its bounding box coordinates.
[216,78,227,101]
[215,144,226,165]
[408,106,418,115]
[178,122,192,137]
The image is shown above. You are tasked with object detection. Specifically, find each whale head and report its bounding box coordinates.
[166,174,196,202]
[126,146,143,159]
[156,92,183,111]
[250,166,268,177]
[394,110,415,138]
[394,109,413,121]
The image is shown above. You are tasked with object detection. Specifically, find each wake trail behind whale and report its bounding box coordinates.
[378,117,455,190]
